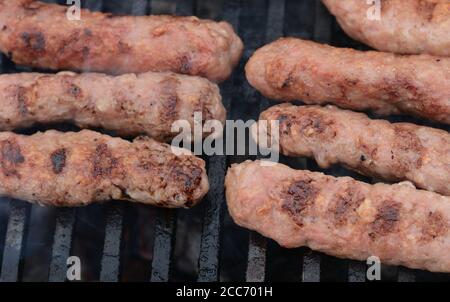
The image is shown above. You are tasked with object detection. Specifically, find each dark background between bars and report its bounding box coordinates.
[0,0,449,282]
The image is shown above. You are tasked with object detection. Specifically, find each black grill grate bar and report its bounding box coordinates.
[0,200,28,282]
[197,155,227,282]
[246,232,267,282]
[48,208,76,282]
[97,0,143,283]
[245,0,286,283]
[100,204,124,282]
[82,0,104,11]
[130,0,151,16]
[296,0,331,283]
[175,0,196,16]
[398,267,416,282]
[302,251,321,282]
[347,261,367,282]
[148,0,178,284]
[150,209,176,282]
[46,0,104,283]
[196,0,237,283]
[151,0,176,15]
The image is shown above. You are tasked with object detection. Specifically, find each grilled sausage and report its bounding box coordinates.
[245,38,450,124]
[253,104,450,196]
[0,129,208,207]
[322,0,450,57]
[225,160,450,273]
[0,0,244,82]
[0,71,225,142]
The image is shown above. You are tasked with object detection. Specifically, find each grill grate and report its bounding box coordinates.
[0,0,449,282]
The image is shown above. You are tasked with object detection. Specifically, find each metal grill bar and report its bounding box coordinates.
[244,0,286,283]
[96,0,138,283]
[197,156,226,282]
[348,261,366,282]
[0,200,27,282]
[246,232,267,282]
[100,204,124,282]
[48,208,76,282]
[398,267,416,282]
[47,0,105,283]
[175,0,196,16]
[150,209,176,282]
[82,0,104,11]
[196,0,237,283]
[131,0,151,16]
[302,251,321,282]
[147,0,179,283]
[294,0,330,282]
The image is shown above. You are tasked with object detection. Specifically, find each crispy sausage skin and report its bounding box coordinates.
[322,0,450,57]
[245,38,450,124]
[0,0,243,82]
[225,160,450,273]
[0,71,225,141]
[0,130,208,207]
[253,104,450,196]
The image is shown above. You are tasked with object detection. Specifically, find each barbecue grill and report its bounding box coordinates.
[0,0,449,282]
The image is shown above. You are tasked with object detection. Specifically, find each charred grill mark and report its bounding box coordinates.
[21,31,46,52]
[16,86,28,115]
[178,55,192,74]
[416,0,438,22]
[281,180,318,227]
[266,58,297,90]
[332,186,364,225]
[51,148,67,174]
[92,144,118,178]
[357,140,379,168]
[196,86,215,122]
[84,28,93,37]
[393,125,424,171]
[117,41,132,54]
[300,112,336,139]
[369,201,401,239]
[82,47,90,60]
[171,161,203,207]
[23,2,43,15]
[68,84,82,98]
[421,211,449,242]
[0,140,25,177]
[159,76,180,123]
[380,76,420,101]
[281,72,294,89]
[278,114,293,135]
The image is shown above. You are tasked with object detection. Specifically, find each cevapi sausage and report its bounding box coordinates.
[253,104,450,196]
[0,0,244,82]
[322,0,450,57]
[0,129,209,208]
[225,160,450,273]
[0,71,226,141]
[245,38,450,124]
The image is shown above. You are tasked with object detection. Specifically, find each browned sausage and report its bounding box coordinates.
[0,0,244,82]
[0,129,208,207]
[226,160,450,273]
[253,104,450,196]
[0,71,225,141]
[246,38,450,124]
[322,0,450,57]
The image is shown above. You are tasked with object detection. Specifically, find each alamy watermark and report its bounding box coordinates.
[66,0,81,21]
[170,112,280,166]
[366,0,381,21]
